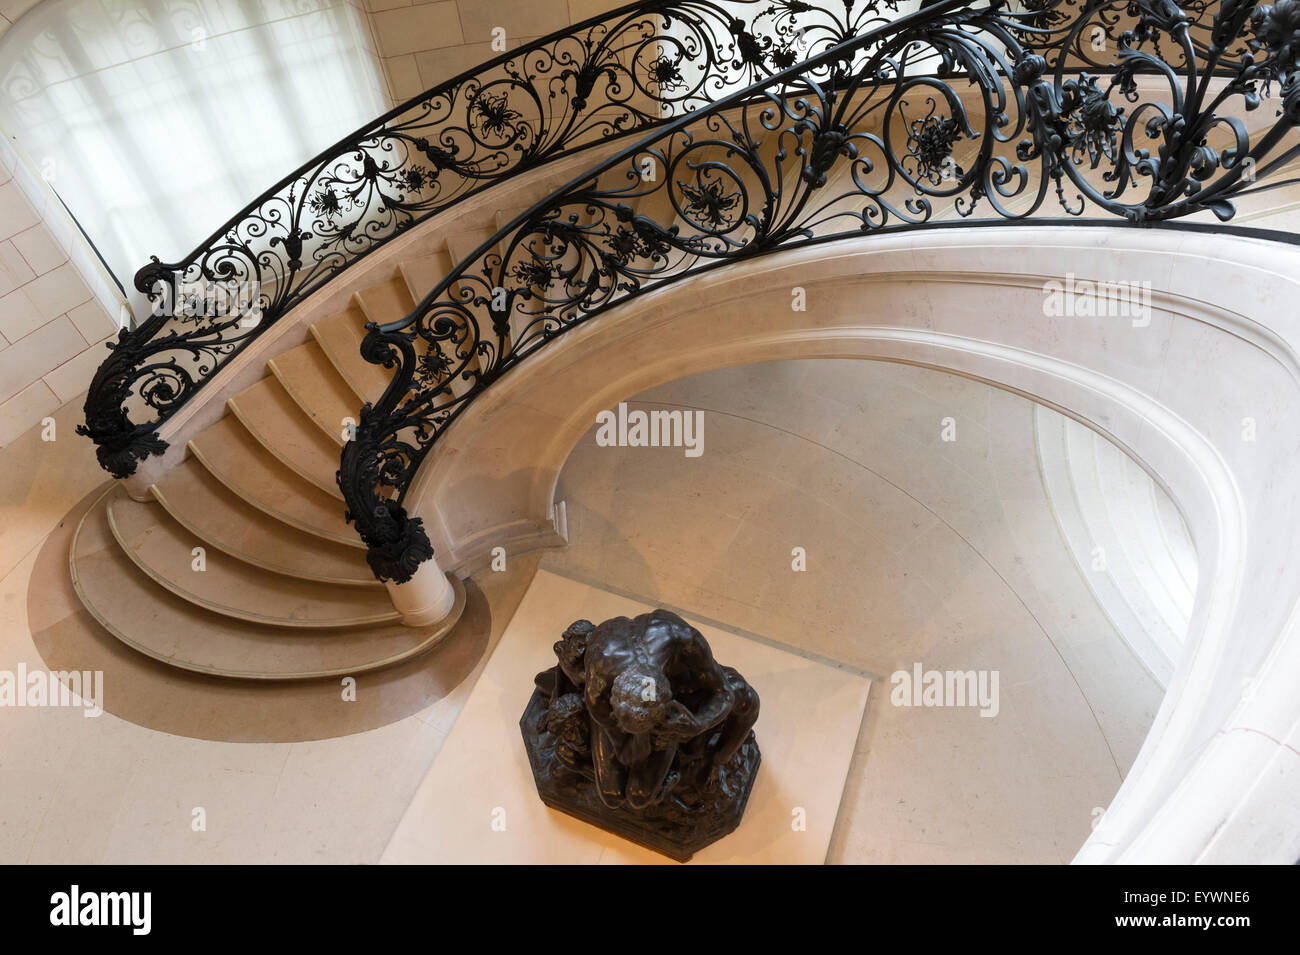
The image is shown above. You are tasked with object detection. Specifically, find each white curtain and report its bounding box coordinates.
[0,0,387,314]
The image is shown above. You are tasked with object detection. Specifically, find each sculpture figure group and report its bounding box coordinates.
[523,609,761,857]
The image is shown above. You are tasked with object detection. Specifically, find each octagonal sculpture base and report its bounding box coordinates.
[520,689,761,863]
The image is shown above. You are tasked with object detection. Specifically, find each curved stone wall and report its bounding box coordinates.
[1034,406,1198,687]
[544,358,1163,862]
[408,225,1300,862]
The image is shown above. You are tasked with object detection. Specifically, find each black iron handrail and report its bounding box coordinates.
[78,0,909,479]
[338,0,1300,582]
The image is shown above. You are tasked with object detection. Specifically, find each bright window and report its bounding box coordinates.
[0,0,386,310]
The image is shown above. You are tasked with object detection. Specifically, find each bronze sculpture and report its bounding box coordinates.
[521,609,760,861]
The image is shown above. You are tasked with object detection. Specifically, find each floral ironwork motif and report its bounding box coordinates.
[645,51,689,92]
[470,91,525,140]
[81,0,893,481]
[75,0,1300,585]
[680,174,746,229]
[338,0,1300,581]
[905,106,965,184]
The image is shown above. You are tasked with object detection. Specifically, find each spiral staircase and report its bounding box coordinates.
[57,0,1300,860]
[71,151,1128,677]
[68,1,953,677]
[71,0,1300,678]
[69,210,617,677]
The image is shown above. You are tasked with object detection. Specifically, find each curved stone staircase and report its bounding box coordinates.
[66,240,500,680]
[68,120,1300,682]
[64,116,805,681]
[65,0,1300,685]
[47,0,1300,869]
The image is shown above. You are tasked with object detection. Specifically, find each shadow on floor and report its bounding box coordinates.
[26,486,540,743]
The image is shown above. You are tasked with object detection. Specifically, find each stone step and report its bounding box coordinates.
[187,417,362,549]
[151,456,378,587]
[310,305,393,403]
[355,276,417,326]
[71,491,454,679]
[267,340,360,446]
[105,487,398,628]
[227,376,344,499]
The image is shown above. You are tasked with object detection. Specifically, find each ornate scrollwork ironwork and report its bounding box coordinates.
[82,0,904,478]
[340,0,1300,580]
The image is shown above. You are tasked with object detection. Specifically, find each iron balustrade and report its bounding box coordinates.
[336,0,1300,582]
[78,0,914,479]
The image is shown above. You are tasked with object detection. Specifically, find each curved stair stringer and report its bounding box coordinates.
[68,118,752,676]
[64,105,633,679]
[118,137,636,501]
[398,223,1300,865]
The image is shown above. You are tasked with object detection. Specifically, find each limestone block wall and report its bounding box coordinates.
[0,135,121,447]
[0,0,390,446]
[366,0,613,104]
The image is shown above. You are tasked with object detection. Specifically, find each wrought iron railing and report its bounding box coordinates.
[78,0,914,479]
[338,0,1300,582]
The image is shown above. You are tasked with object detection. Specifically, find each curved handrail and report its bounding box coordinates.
[339,0,1300,581]
[77,0,911,479]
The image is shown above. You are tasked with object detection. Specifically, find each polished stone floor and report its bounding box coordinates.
[0,358,1162,863]
[382,570,872,864]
